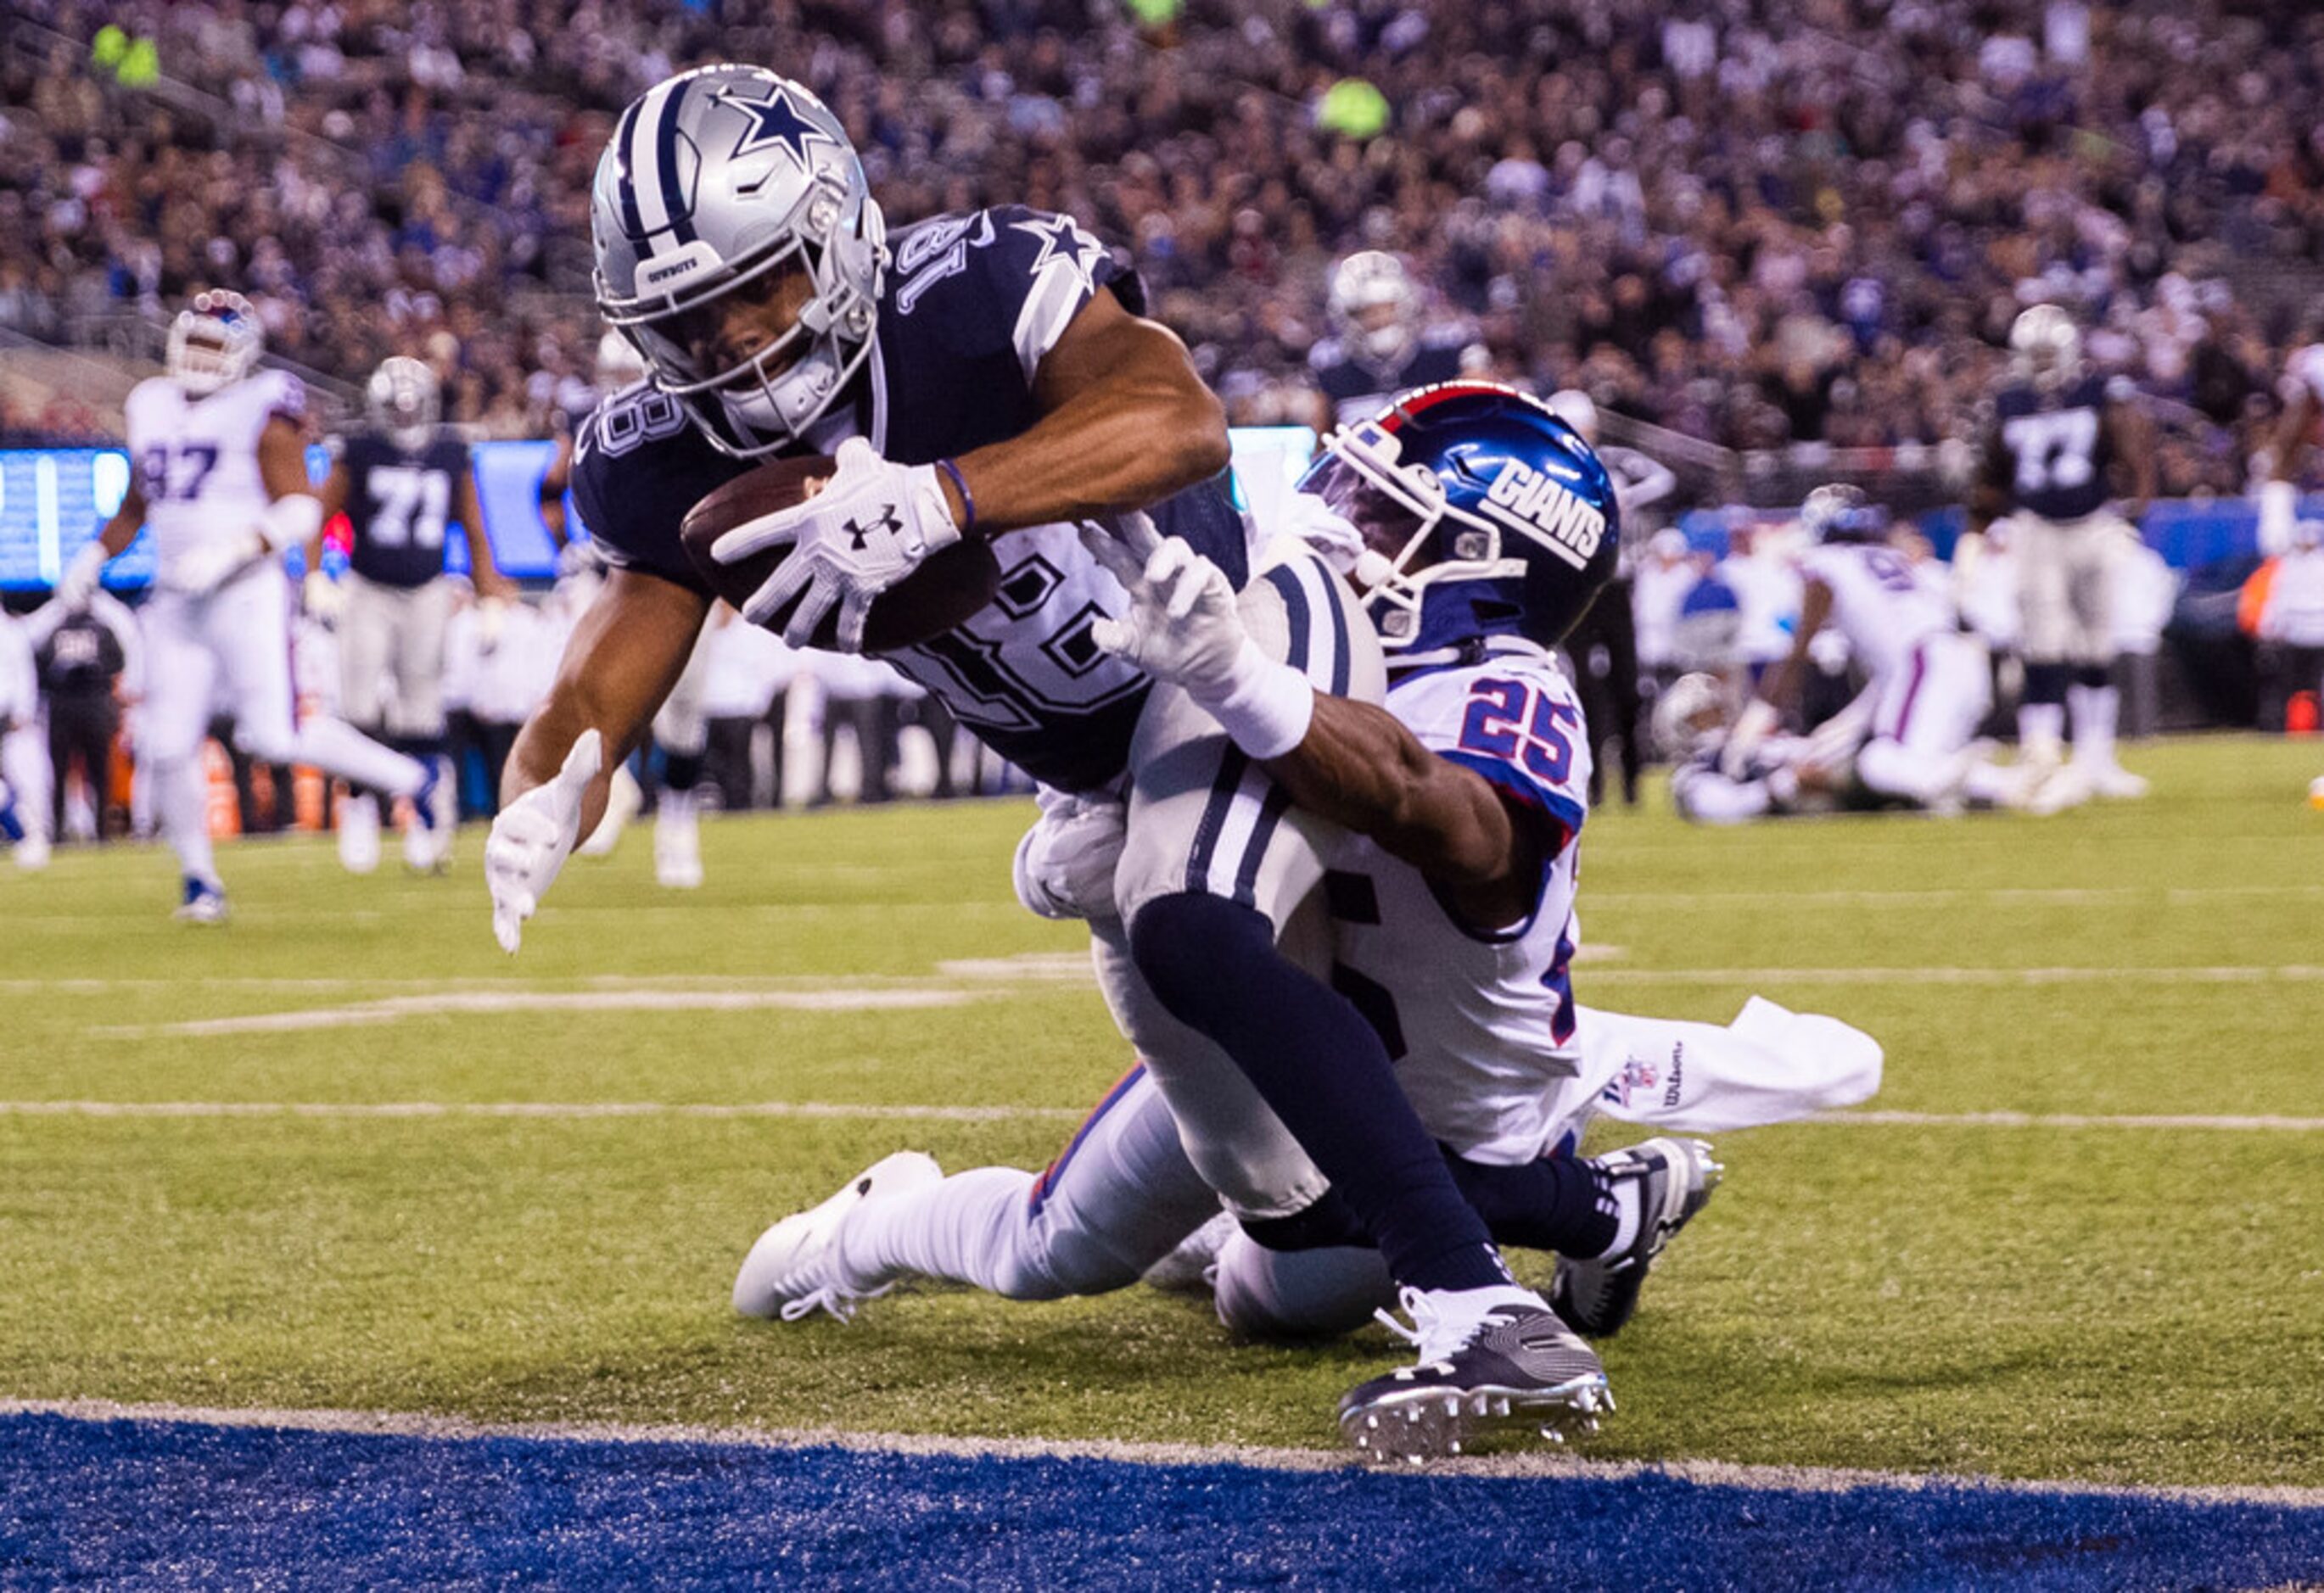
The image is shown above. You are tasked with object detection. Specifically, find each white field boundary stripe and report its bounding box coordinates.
[0,1100,1083,1122]
[5,1397,2321,1506]
[2,1101,2316,1132]
[92,987,1002,1037]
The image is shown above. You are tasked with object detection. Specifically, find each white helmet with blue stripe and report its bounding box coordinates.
[591,64,888,457]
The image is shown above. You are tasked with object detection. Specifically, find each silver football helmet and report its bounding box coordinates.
[591,64,888,458]
[367,356,441,451]
[2009,304,2081,394]
[1798,483,1888,544]
[1328,251,1419,366]
[166,289,264,397]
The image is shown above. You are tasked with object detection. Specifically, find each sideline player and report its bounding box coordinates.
[483,68,1605,1456]
[310,356,509,872]
[1966,305,2154,811]
[1725,485,2003,811]
[56,291,443,920]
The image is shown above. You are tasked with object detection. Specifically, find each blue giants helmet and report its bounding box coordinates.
[1297,381,1621,656]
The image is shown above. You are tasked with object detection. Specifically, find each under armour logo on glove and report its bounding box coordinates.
[711,438,962,651]
[844,506,901,552]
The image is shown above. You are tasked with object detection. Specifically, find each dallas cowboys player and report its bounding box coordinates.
[482,68,1573,1454]
[1967,305,2154,812]
[310,356,509,873]
[57,292,444,919]
[1307,252,1481,429]
[1724,485,2002,811]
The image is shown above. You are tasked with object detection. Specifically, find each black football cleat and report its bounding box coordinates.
[1338,1288,1611,1464]
[1551,1137,1722,1339]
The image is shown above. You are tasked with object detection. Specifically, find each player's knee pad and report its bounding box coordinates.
[1211,1228,1393,1340]
[1127,892,1274,1027]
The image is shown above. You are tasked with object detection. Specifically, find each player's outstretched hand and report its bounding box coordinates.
[709,438,960,652]
[486,729,602,954]
[1081,515,1252,702]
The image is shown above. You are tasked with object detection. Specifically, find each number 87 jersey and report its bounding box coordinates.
[1324,643,1594,1167]
[123,368,305,589]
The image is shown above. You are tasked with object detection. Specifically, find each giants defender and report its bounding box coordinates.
[736,394,1860,1435]
[58,293,443,921]
[311,357,507,873]
[1727,485,2004,811]
[481,67,1594,1454]
[1967,305,2154,811]
[1307,252,1481,429]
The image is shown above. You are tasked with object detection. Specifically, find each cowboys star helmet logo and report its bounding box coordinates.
[714,84,842,172]
[843,506,902,551]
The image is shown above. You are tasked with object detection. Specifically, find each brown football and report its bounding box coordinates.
[679,455,1001,652]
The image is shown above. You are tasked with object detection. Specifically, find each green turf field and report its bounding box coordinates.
[5,735,2321,1487]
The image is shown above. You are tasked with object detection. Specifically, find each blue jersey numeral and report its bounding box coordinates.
[1458,677,1577,786]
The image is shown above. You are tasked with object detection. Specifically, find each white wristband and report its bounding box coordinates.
[1205,639,1315,760]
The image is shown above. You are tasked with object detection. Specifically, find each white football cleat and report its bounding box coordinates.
[338,792,381,874]
[2084,763,2148,801]
[1140,1209,1235,1294]
[403,762,451,873]
[654,794,703,889]
[732,1151,944,1322]
[2308,774,2324,812]
[2022,759,2091,816]
[13,830,51,871]
[173,875,229,925]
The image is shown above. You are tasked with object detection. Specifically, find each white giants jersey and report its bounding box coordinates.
[122,371,305,587]
[1800,541,1955,682]
[1323,643,1593,1165]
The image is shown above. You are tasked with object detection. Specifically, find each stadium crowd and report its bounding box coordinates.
[4,0,2322,491]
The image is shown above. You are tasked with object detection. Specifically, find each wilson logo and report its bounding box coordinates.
[1481,460,1606,570]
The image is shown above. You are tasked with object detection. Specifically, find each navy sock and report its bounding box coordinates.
[664,751,703,792]
[1239,1189,1368,1253]
[1446,1149,1619,1259]
[2074,662,2112,692]
[2023,661,2072,707]
[1128,892,1509,1294]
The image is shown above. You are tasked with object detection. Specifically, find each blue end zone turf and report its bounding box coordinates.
[3,1412,2321,1590]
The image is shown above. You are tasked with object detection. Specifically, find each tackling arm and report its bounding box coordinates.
[455,463,514,602]
[1753,577,1834,718]
[949,291,1231,534]
[1261,696,1547,929]
[2105,400,2156,522]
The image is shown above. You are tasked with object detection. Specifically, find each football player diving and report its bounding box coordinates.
[482,67,1616,1457]
[731,390,1882,1401]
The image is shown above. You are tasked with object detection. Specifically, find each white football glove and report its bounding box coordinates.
[1011,787,1128,921]
[302,570,344,621]
[1082,512,1316,759]
[165,534,265,597]
[1720,697,1779,780]
[1081,513,1253,702]
[485,729,602,954]
[710,436,960,651]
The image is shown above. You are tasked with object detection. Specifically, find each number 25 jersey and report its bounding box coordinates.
[1324,643,1593,1166]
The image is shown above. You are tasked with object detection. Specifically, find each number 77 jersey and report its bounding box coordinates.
[1323,644,1595,1166]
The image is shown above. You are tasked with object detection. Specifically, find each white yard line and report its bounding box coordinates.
[0,1099,1082,1122]
[1588,885,2324,909]
[1582,964,2324,986]
[4,1396,2319,1505]
[3,1100,2313,1132]
[92,987,1000,1037]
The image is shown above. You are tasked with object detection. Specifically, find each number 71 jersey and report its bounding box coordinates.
[1324,645,1594,1165]
[339,430,471,588]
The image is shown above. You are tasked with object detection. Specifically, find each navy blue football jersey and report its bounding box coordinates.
[571,205,1250,792]
[1310,330,1473,428]
[340,431,473,588]
[1991,375,2116,523]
